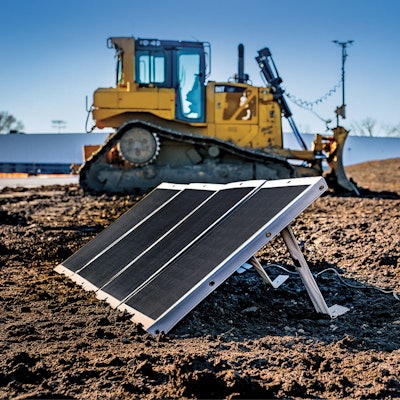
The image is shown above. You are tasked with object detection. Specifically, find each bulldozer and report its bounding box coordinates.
[81,36,357,194]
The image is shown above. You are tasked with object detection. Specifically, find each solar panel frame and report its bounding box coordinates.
[55,176,329,335]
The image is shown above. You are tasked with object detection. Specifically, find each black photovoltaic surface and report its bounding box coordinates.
[100,186,254,301]
[62,187,179,273]
[56,177,327,334]
[78,188,215,288]
[125,185,306,319]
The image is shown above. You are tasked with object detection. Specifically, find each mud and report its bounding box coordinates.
[0,158,399,399]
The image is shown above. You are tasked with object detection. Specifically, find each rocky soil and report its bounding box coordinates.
[0,158,399,399]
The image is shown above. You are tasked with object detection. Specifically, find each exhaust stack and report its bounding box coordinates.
[235,44,249,83]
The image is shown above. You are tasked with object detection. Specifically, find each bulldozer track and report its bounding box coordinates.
[80,116,295,194]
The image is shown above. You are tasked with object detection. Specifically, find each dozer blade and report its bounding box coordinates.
[325,126,360,195]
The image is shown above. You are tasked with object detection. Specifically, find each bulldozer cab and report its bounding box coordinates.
[110,37,208,123]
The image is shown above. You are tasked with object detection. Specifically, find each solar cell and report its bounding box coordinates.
[55,177,348,335]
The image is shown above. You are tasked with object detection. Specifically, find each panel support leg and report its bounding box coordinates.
[281,225,348,318]
[249,256,289,288]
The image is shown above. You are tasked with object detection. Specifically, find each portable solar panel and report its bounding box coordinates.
[56,177,348,335]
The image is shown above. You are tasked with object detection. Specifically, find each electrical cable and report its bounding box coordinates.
[265,263,299,275]
[284,80,341,126]
[263,263,399,301]
[285,80,341,110]
[259,69,340,126]
[286,96,332,125]
[315,268,400,301]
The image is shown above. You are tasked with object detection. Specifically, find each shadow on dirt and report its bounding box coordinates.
[170,264,400,352]
[328,186,400,200]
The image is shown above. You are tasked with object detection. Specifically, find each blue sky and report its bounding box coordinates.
[1,0,400,136]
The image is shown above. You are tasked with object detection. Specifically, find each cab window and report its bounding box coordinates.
[137,51,165,84]
[178,52,203,120]
[116,50,123,84]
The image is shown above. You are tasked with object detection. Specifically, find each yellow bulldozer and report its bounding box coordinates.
[81,36,357,194]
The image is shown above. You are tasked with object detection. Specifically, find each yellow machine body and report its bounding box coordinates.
[93,83,283,147]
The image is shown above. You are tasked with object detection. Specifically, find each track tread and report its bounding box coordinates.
[80,116,294,193]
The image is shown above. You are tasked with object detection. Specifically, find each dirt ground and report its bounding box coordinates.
[0,158,399,400]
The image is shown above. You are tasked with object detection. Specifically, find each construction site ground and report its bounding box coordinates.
[0,158,399,399]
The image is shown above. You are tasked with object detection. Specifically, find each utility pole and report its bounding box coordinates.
[51,120,66,133]
[333,40,353,125]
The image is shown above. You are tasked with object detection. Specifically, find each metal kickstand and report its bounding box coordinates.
[280,225,349,318]
[249,256,289,289]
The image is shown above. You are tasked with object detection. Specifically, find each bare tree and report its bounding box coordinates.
[351,118,400,137]
[0,111,24,133]
[350,118,377,136]
[381,122,400,137]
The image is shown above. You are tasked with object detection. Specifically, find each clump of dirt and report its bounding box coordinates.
[0,158,399,399]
